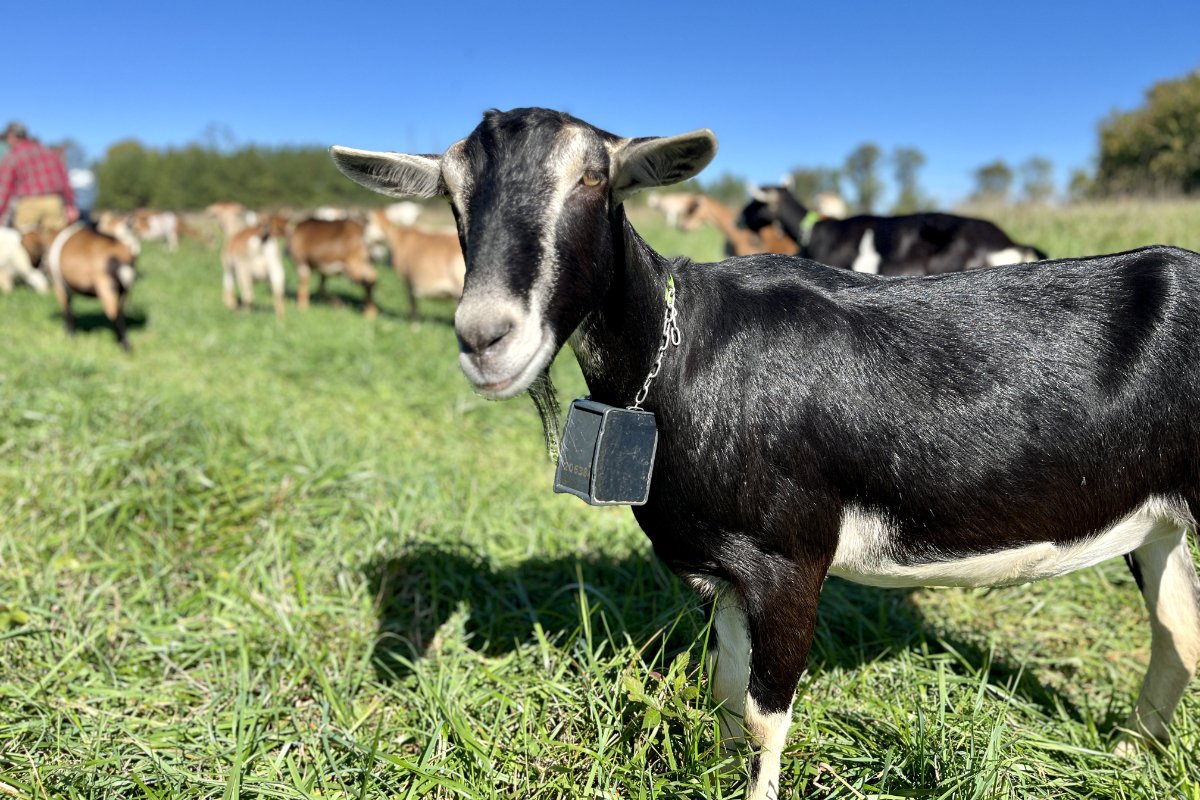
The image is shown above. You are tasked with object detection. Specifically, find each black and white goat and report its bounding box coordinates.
[742,184,1048,275]
[332,108,1200,800]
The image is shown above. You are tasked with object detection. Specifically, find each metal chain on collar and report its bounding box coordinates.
[629,275,680,411]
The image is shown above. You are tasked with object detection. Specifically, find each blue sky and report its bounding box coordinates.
[7,0,1199,206]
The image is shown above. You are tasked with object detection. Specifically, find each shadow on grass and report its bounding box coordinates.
[365,543,696,674]
[55,308,149,340]
[299,286,457,324]
[364,543,1080,723]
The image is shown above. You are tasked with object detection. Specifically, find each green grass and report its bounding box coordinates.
[2,204,1200,799]
[959,199,1200,258]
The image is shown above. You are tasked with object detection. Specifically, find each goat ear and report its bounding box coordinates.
[611,130,718,201]
[329,146,445,199]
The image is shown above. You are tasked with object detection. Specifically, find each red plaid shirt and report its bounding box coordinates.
[0,139,77,220]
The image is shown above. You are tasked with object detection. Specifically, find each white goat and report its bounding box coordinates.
[0,227,48,293]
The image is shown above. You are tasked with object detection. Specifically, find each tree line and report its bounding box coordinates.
[782,145,1060,213]
[87,68,1199,213]
[702,68,1200,212]
[93,140,388,211]
[1090,69,1200,197]
[682,144,1058,217]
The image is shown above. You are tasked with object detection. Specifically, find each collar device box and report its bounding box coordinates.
[553,399,658,506]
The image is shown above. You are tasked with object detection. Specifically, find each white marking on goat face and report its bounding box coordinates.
[830,497,1194,588]
[454,126,597,399]
[851,228,881,274]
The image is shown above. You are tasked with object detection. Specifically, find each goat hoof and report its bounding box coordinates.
[1112,728,1168,759]
[1112,737,1141,760]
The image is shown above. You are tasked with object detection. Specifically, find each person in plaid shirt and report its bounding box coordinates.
[0,121,79,231]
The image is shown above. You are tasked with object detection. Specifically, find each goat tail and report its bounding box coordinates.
[527,368,561,463]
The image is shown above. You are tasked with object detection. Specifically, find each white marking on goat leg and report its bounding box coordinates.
[851,228,881,274]
[706,584,751,746]
[1117,528,1200,751]
[696,578,793,799]
[26,269,48,293]
[745,695,794,800]
[831,497,1195,588]
[116,264,136,289]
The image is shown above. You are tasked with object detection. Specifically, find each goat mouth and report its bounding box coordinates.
[478,376,516,393]
[463,325,556,400]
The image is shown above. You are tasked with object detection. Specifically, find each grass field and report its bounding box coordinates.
[3,203,1200,799]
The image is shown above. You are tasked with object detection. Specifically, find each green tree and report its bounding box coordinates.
[1067,167,1096,202]
[702,171,748,209]
[93,139,391,211]
[1096,69,1200,195]
[844,143,883,213]
[786,167,842,206]
[971,160,1014,204]
[890,146,929,214]
[95,140,156,210]
[1020,156,1055,204]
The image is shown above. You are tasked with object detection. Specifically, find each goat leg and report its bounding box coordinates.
[729,555,827,800]
[55,282,75,336]
[296,263,311,310]
[99,285,131,352]
[362,278,378,319]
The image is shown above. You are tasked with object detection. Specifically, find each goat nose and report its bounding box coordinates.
[457,315,516,356]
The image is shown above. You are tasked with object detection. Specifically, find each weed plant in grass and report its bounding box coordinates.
[1,205,1199,798]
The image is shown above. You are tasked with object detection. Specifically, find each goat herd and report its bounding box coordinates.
[651,184,1048,271]
[0,199,468,350]
[2,156,1048,359]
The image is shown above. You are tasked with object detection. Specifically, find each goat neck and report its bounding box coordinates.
[570,205,678,408]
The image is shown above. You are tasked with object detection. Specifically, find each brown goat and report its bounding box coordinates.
[95,211,142,255]
[287,218,378,317]
[368,209,465,319]
[222,214,289,318]
[680,194,798,256]
[206,202,256,238]
[46,223,138,351]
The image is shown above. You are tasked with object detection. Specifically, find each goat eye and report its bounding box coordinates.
[580,171,604,188]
